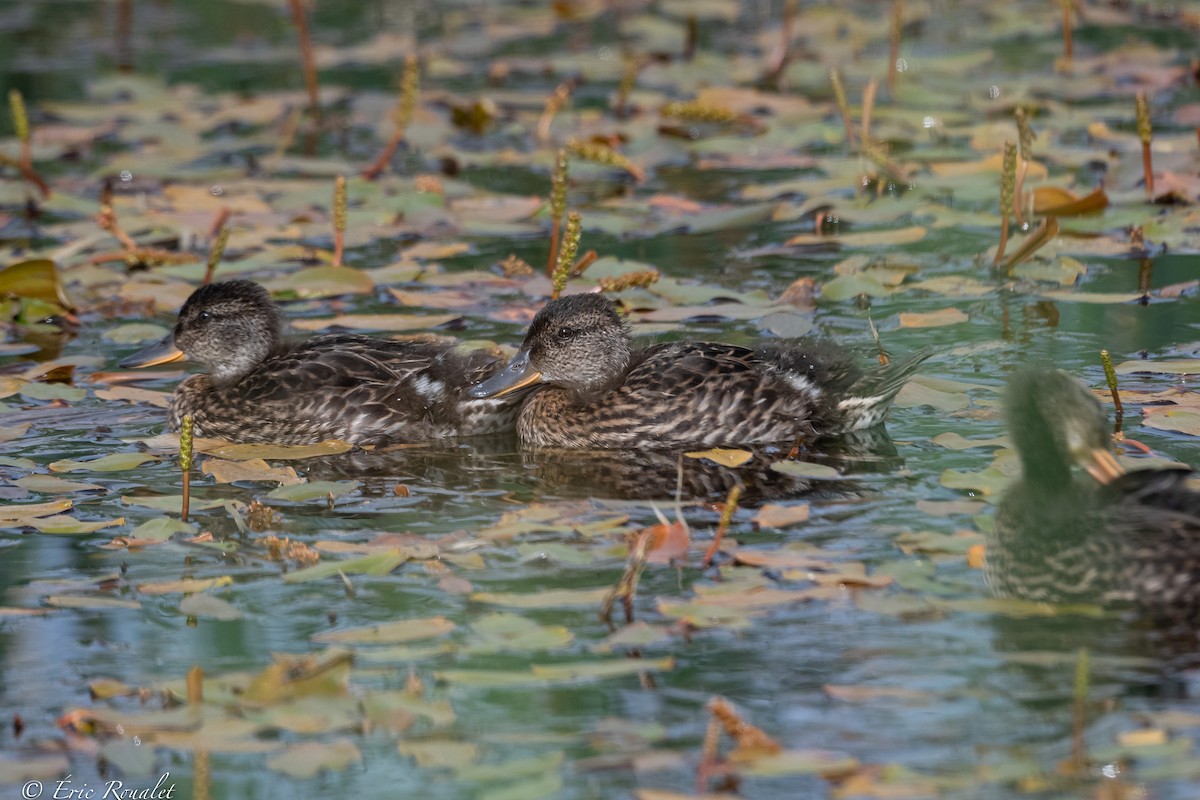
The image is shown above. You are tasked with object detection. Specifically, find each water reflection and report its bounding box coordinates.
[301,427,909,504]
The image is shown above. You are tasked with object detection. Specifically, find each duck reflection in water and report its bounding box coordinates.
[987,366,1200,629]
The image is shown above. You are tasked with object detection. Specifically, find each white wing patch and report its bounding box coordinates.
[412,375,446,400]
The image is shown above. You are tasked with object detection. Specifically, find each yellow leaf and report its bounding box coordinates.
[751,503,811,529]
[898,308,968,328]
[202,458,303,485]
[683,448,753,467]
[137,577,234,596]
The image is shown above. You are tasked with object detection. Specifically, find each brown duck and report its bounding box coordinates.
[120,280,520,445]
[469,293,930,449]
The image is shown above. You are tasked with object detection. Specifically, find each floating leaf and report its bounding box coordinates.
[202,458,303,485]
[103,323,170,344]
[465,612,573,653]
[644,519,691,565]
[49,453,159,473]
[1031,186,1108,216]
[121,495,229,513]
[897,308,968,328]
[14,475,102,494]
[469,587,611,609]
[1143,407,1200,436]
[27,515,124,534]
[0,499,73,522]
[283,551,409,583]
[824,684,936,703]
[930,432,1009,450]
[751,503,811,529]
[398,739,480,769]
[267,739,362,778]
[530,656,674,681]
[267,480,359,502]
[268,266,375,298]
[786,226,927,248]
[768,461,840,479]
[1040,290,1143,304]
[592,622,674,653]
[1115,359,1200,376]
[179,593,243,621]
[45,595,141,610]
[683,448,752,467]
[93,386,172,408]
[139,576,233,595]
[290,313,457,332]
[205,440,354,460]
[0,422,30,442]
[311,616,456,645]
[0,259,73,309]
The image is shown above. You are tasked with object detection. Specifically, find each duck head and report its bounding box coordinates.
[1005,367,1123,487]
[119,280,282,383]
[470,293,631,403]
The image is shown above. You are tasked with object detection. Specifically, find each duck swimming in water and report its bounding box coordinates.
[469,293,929,449]
[119,280,520,446]
[987,366,1200,623]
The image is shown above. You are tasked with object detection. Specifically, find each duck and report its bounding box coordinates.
[118,280,521,446]
[468,292,930,449]
[986,366,1200,623]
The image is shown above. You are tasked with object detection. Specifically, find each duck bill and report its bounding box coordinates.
[1083,447,1125,485]
[469,351,543,399]
[119,334,185,368]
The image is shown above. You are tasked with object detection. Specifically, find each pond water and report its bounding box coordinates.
[3,0,1200,797]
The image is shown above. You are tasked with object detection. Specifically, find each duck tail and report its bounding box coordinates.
[834,348,933,432]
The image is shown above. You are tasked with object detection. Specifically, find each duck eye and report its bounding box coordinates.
[197,311,212,321]
[556,326,577,340]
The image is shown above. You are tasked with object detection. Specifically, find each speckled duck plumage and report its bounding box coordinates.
[987,367,1200,622]
[119,280,520,446]
[469,293,930,449]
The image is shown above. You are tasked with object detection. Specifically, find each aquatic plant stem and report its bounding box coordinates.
[547,149,569,276]
[287,0,321,127]
[566,137,645,182]
[1099,350,1123,420]
[551,211,581,300]
[887,0,903,96]
[203,223,230,286]
[1070,647,1089,775]
[761,0,796,88]
[600,529,650,627]
[536,81,573,144]
[702,486,741,568]
[994,141,1017,265]
[861,78,878,147]
[614,56,640,118]
[362,54,419,180]
[331,175,346,267]
[1136,92,1154,198]
[188,665,210,800]
[998,216,1058,272]
[3,90,50,198]
[115,0,133,73]
[1061,0,1073,61]
[1013,108,1035,226]
[96,187,139,254]
[180,414,194,523]
[830,70,857,149]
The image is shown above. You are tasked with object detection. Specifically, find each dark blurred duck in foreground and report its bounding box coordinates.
[469,293,930,449]
[120,280,519,445]
[987,367,1200,623]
